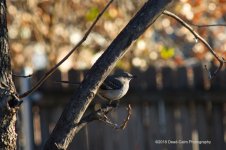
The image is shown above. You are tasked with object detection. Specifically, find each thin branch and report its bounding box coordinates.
[18,0,114,99]
[78,104,132,130]
[97,104,132,130]
[12,73,32,78]
[114,104,132,130]
[163,10,226,79]
[190,23,226,28]
[54,80,80,85]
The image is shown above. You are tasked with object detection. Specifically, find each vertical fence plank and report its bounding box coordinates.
[175,67,189,90]
[189,102,199,150]
[127,105,145,150]
[211,103,225,150]
[39,108,50,148]
[114,108,130,150]
[219,69,226,90]
[46,69,62,91]
[131,68,148,91]
[192,65,205,90]
[141,103,152,150]
[88,122,105,150]
[161,67,175,90]
[180,102,192,150]
[165,102,176,150]
[196,102,210,150]
[209,65,221,90]
[69,126,88,150]
[103,123,114,150]
[146,66,157,91]
[33,70,46,92]
[68,69,84,82]
[147,102,164,150]
[67,69,84,90]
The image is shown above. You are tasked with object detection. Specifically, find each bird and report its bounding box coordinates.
[56,72,136,104]
[97,72,136,104]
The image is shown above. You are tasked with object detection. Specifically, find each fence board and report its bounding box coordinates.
[196,102,210,150]
[161,67,175,90]
[39,108,49,148]
[69,127,89,150]
[114,108,130,150]
[127,106,145,150]
[192,65,205,90]
[165,103,176,150]
[189,102,199,150]
[146,102,164,150]
[175,67,189,90]
[146,66,157,90]
[219,69,226,89]
[210,65,221,90]
[88,122,105,150]
[68,69,85,88]
[180,103,192,150]
[103,123,114,150]
[131,68,148,91]
[211,104,225,150]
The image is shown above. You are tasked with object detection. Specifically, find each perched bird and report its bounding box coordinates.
[55,72,136,104]
[97,72,136,103]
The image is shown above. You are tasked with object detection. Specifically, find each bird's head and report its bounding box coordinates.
[115,72,136,81]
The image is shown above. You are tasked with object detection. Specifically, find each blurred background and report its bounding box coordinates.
[7,0,226,149]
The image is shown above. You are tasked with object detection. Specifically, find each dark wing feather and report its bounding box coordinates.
[100,77,123,90]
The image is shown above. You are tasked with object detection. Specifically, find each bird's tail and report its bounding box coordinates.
[54,80,80,85]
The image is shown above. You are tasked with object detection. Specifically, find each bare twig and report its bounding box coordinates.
[116,104,132,130]
[12,73,32,78]
[190,23,226,28]
[97,104,132,130]
[163,10,226,79]
[18,0,113,98]
[79,104,132,130]
[54,80,80,85]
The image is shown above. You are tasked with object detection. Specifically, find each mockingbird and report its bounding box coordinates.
[56,72,135,103]
[97,72,135,103]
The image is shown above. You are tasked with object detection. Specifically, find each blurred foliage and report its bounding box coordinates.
[160,47,175,60]
[86,7,100,21]
[6,0,226,72]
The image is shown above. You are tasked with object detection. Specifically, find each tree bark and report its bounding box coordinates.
[0,0,18,149]
[44,0,173,149]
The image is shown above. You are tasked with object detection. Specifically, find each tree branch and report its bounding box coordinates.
[44,0,173,149]
[18,0,113,99]
[12,73,32,78]
[163,10,226,79]
[190,23,226,28]
[0,0,18,149]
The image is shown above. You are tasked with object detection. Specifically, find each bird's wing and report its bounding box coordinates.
[100,77,123,90]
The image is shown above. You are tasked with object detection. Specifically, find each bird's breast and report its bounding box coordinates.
[98,83,129,101]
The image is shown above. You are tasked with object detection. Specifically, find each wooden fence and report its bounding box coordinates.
[16,64,226,150]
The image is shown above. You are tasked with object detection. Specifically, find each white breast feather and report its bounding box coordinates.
[98,81,129,101]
